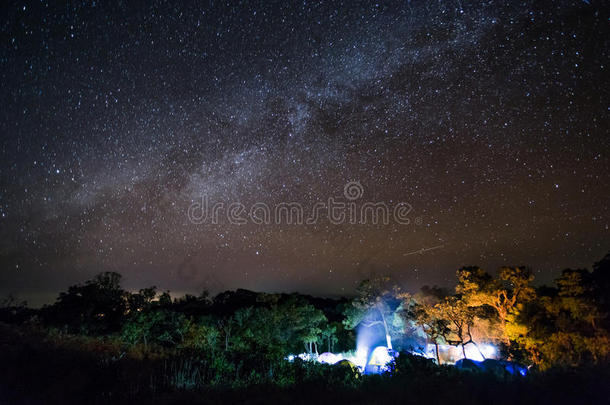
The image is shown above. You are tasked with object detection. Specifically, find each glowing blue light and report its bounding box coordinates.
[369,346,392,366]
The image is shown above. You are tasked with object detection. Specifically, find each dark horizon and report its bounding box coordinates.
[7,249,609,309]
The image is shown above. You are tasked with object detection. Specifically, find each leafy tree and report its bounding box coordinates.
[540,268,608,367]
[122,308,190,348]
[221,299,327,358]
[48,271,127,334]
[456,266,535,347]
[173,291,212,317]
[508,263,610,369]
[592,252,610,328]
[182,319,220,351]
[320,323,338,352]
[435,296,479,359]
[126,286,157,313]
[343,277,408,350]
[158,290,173,306]
[412,287,451,364]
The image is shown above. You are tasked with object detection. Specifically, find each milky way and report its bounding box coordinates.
[1,0,608,305]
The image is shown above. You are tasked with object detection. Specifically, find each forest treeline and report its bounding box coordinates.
[1,251,609,404]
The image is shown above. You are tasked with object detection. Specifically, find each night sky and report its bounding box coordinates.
[1,1,608,306]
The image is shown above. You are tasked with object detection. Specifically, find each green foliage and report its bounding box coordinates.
[509,267,610,369]
[223,299,327,356]
[412,259,610,369]
[3,252,610,403]
[122,309,190,348]
[343,277,410,349]
[3,319,610,404]
[320,323,338,352]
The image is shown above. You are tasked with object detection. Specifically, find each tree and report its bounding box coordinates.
[455,266,493,299]
[291,303,327,354]
[183,319,220,351]
[127,286,157,313]
[540,268,608,367]
[435,296,478,359]
[320,324,338,352]
[158,290,173,306]
[122,308,190,348]
[222,299,327,357]
[456,266,535,347]
[49,271,127,334]
[93,271,122,291]
[592,252,610,329]
[343,277,407,350]
[506,263,610,369]
[412,287,450,364]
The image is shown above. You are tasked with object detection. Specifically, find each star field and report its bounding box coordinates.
[0,0,608,305]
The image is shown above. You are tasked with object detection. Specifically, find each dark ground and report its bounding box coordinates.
[1,323,609,405]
